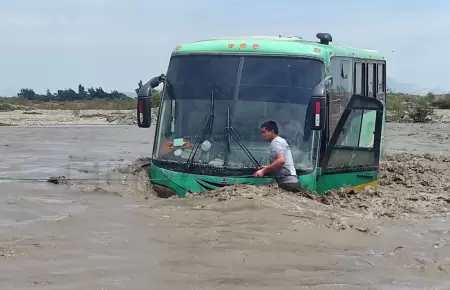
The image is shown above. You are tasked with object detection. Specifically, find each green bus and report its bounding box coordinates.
[137,33,387,198]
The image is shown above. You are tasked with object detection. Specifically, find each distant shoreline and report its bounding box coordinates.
[0,109,136,126]
[0,109,158,127]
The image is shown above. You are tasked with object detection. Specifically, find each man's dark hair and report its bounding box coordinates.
[260,120,278,134]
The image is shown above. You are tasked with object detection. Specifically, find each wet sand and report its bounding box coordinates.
[0,123,449,289]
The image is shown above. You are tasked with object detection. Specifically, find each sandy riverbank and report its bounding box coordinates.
[0,108,159,126]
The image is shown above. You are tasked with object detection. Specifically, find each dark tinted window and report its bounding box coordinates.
[377,63,385,93]
[354,62,363,94]
[165,54,239,101]
[238,56,323,104]
[164,54,324,104]
[367,63,374,97]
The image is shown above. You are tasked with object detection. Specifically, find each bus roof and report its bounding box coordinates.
[171,35,386,61]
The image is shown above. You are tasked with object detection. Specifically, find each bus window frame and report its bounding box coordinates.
[353,59,386,99]
[319,93,384,174]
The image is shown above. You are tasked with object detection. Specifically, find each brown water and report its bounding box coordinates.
[0,123,449,290]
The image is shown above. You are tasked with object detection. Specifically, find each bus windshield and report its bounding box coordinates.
[153,54,324,174]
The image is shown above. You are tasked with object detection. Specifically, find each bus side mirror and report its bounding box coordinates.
[137,95,151,128]
[137,74,165,128]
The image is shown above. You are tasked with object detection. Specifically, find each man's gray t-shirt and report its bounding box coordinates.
[269,136,298,184]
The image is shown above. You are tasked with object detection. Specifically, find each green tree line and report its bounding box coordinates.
[16,85,132,102]
[13,81,163,108]
[386,91,450,123]
[387,91,450,109]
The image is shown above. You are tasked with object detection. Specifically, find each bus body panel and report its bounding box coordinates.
[316,170,378,193]
[150,162,319,198]
[172,37,386,63]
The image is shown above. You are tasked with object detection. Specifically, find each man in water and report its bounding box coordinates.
[253,120,302,193]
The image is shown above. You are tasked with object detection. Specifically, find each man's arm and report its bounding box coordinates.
[262,152,285,174]
[261,141,285,175]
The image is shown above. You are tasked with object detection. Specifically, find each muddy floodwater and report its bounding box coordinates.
[0,123,449,290]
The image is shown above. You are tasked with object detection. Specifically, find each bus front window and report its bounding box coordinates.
[153,54,324,174]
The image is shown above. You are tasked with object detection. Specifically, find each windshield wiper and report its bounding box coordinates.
[184,90,215,171]
[225,106,261,169]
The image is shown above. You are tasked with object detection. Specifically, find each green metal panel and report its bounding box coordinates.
[316,170,378,194]
[149,162,318,198]
[171,37,386,61]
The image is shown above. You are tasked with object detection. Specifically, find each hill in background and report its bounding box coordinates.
[387,77,447,95]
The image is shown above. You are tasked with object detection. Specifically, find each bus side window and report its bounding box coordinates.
[353,62,363,94]
[326,109,377,168]
[341,60,349,79]
[377,63,385,93]
[367,63,375,97]
[336,110,362,147]
[362,63,367,96]
[328,57,353,138]
[375,63,386,105]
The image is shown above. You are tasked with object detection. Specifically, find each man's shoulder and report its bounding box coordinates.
[270,136,288,152]
[271,136,287,146]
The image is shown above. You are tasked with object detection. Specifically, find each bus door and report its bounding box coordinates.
[316,93,384,193]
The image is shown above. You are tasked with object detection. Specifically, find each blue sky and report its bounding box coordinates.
[1,0,449,96]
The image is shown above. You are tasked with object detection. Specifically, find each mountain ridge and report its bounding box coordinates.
[387,77,447,95]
